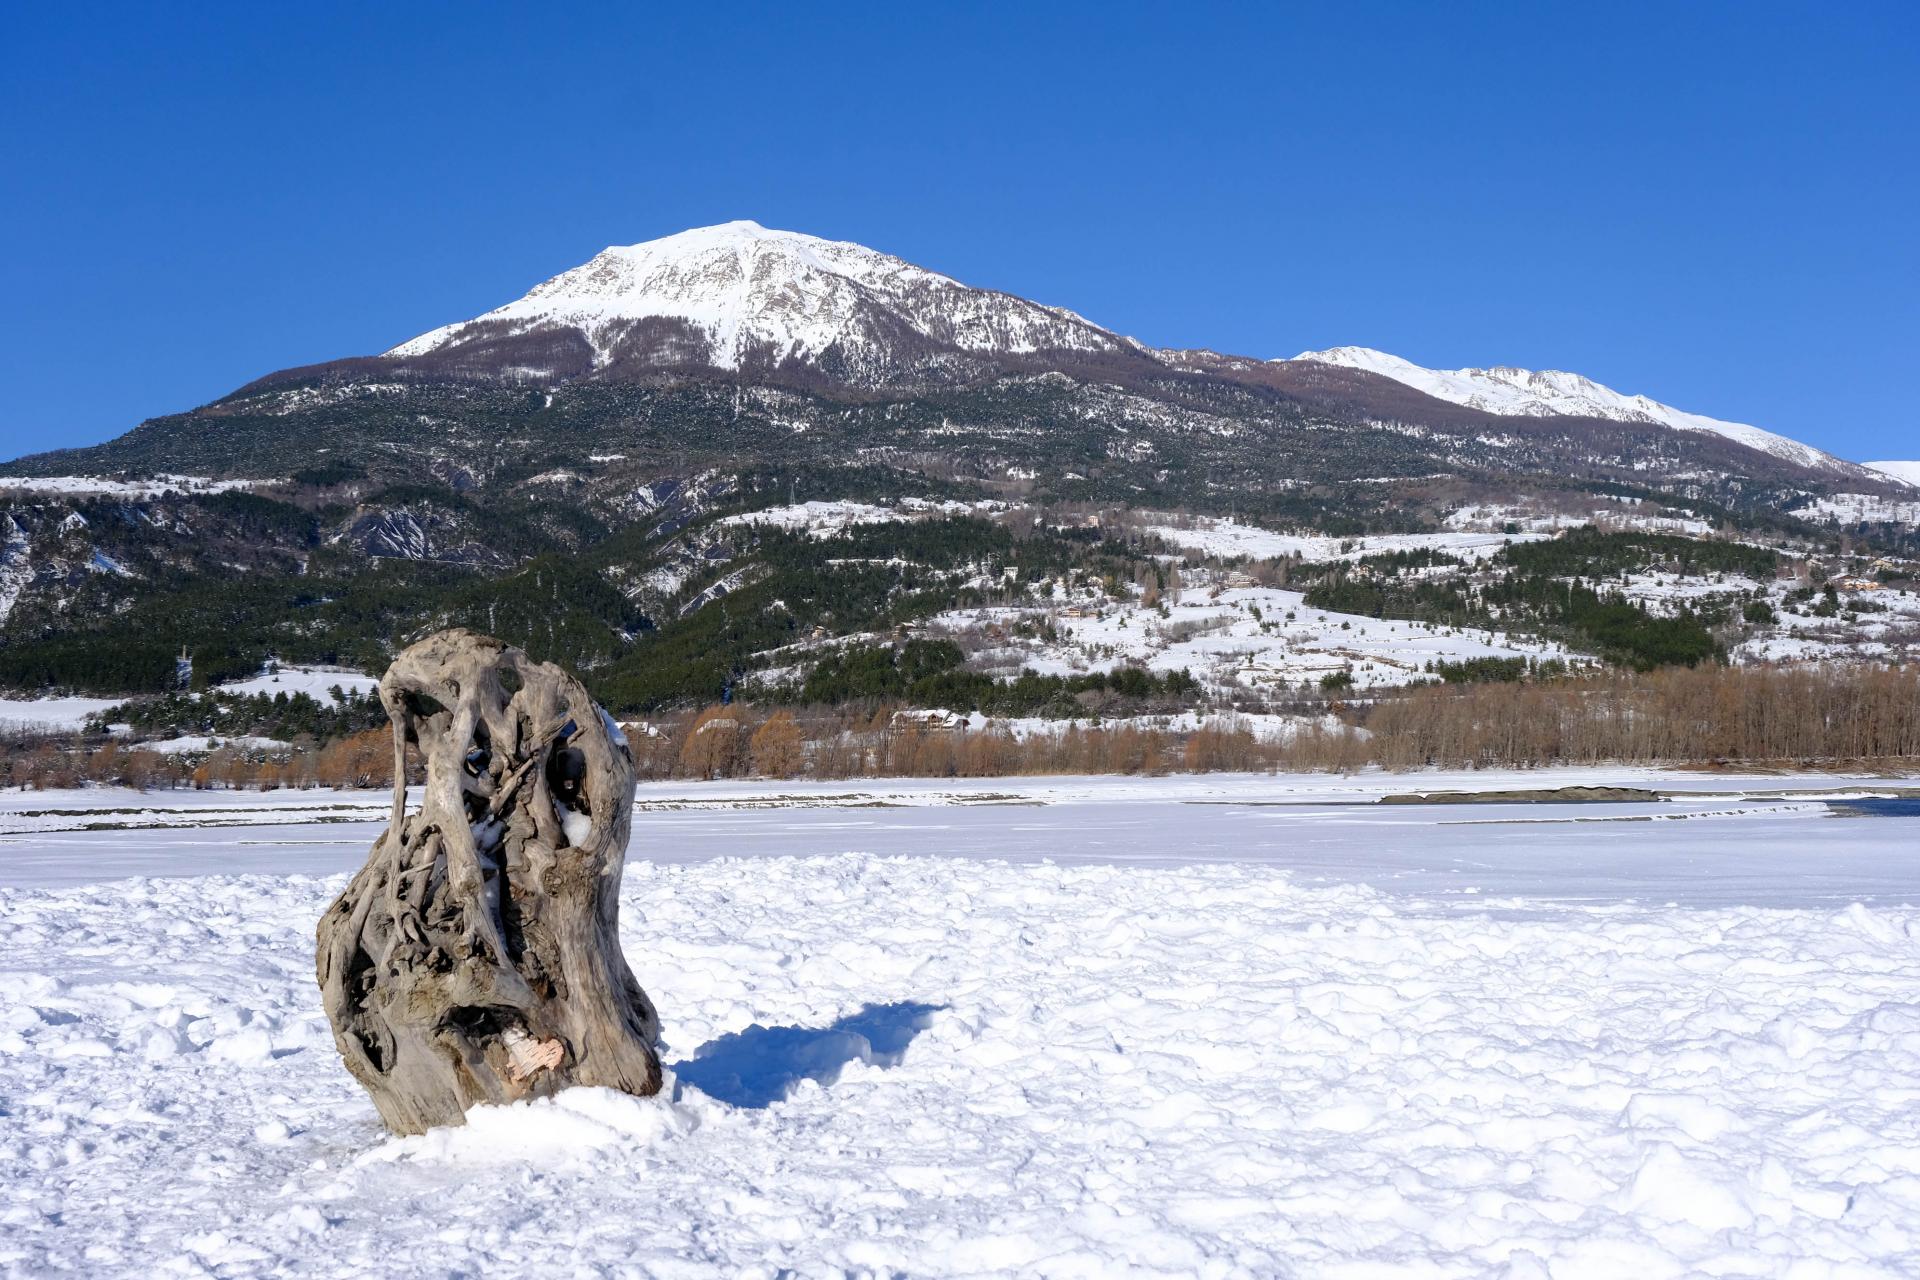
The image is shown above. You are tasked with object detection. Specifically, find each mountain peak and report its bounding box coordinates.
[591,220,866,263]
[1291,346,1423,377]
[385,222,1127,382]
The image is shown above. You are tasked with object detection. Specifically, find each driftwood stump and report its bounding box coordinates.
[316,629,662,1135]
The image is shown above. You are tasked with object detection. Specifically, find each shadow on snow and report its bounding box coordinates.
[674,1001,946,1109]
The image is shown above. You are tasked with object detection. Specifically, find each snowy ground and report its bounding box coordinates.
[719,498,1003,537]
[0,475,270,499]
[932,585,1575,691]
[0,694,125,735]
[1735,584,1920,665]
[1135,514,1920,671]
[3,771,1919,1277]
[211,665,379,701]
[1146,515,1549,563]
[0,665,378,737]
[1795,493,1920,526]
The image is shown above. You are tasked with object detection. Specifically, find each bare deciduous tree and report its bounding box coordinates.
[749,709,805,778]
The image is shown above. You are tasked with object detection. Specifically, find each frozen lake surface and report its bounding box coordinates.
[2,769,1918,1276]
[4,768,1917,909]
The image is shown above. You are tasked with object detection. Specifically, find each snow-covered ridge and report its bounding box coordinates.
[368,220,1899,477]
[1866,460,1920,488]
[380,222,1873,477]
[389,220,1133,374]
[1289,346,1853,474]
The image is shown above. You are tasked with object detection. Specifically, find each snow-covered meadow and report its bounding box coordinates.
[1143,518,1545,564]
[932,584,1573,692]
[719,498,1006,536]
[0,664,379,738]
[3,772,1918,1277]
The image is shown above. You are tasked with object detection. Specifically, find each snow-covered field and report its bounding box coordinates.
[0,694,126,735]
[210,665,379,701]
[3,771,1919,1277]
[1796,492,1920,527]
[1133,516,1920,673]
[0,475,271,499]
[0,665,378,737]
[720,497,1003,537]
[933,585,1573,691]
[1146,515,1551,564]
[1736,595,1920,664]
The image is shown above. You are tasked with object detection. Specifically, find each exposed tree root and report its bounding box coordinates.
[316,629,661,1135]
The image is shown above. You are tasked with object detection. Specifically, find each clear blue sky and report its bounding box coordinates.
[3,2,1914,463]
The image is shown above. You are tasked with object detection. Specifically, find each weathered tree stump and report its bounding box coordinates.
[316,629,662,1135]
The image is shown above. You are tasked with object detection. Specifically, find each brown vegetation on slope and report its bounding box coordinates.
[6,664,1915,791]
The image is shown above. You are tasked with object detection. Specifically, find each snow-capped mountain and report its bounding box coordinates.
[12,221,1895,510]
[1867,461,1920,488]
[1289,346,1853,475]
[387,220,1138,385]
[361,222,1872,482]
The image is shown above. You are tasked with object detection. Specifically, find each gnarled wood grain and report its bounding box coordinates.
[316,629,661,1135]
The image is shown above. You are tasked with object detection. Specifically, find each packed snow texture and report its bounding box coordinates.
[2,773,1918,1277]
[4,770,1916,896]
[1290,347,1851,474]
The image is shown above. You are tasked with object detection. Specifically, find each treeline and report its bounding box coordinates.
[1301,569,1724,671]
[1482,579,1721,669]
[0,728,396,792]
[12,663,1913,791]
[788,640,1199,715]
[0,554,469,693]
[95,688,387,742]
[1429,656,1571,684]
[654,706,1310,780]
[0,503,1179,707]
[1291,546,1467,580]
[1359,664,1920,768]
[1501,526,1778,581]
[589,517,1160,710]
[644,664,1920,778]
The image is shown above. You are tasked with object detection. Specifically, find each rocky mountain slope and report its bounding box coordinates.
[1287,346,1862,477]
[385,220,1144,387]
[3,222,1914,706]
